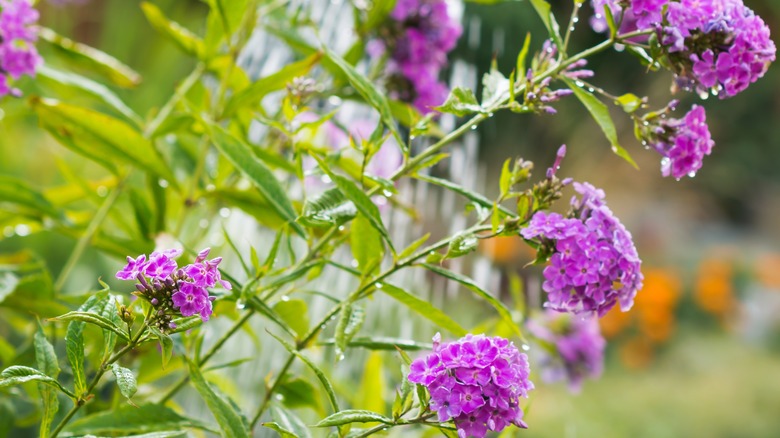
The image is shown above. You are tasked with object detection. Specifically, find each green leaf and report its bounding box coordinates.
[30,98,178,183]
[357,352,386,416]
[482,66,509,108]
[206,123,305,237]
[0,175,63,221]
[37,65,142,127]
[351,214,384,275]
[188,360,250,438]
[277,377,322,412]
[314,410,393,428]
[313,156,394,252]
[261,422,298,438]
[61,404,213,436]
[421,264,522,338]
[168,315,203,334]
[269,405,313,438]
[563,79,638,168]
[141,2,204,58]
[378,283,468,336]
[516,33,532,83]
[445,232,478,259]
[415,174,515,216]
[528,0,564,49]
[323,47,403,149]
[434,87,482,117]
[396,233,430,262]
[95,291,122,361]
[149,327,174,369]
[39,27,141,88]
[273,299,310,338]
[0,366,74,398]
[299,187,357,228]
[65,320,86,396]
[318,337,433,351]
[49,311,129,341]
[35,327,60,438]
[334,304,364,357]
[269,332,340,413]
[615,93,644,114]
[223,52,322,117]
[111,363,138,400]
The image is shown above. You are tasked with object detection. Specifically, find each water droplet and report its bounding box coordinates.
[337,353,345,361]
[569,26,576,32]
[328,96,342,106]
[409,135,416,140]
[158,179,169,188]
[587,87,595,93]
[572,17,579,23]
[321,175,332,184]
[14,224,30,237]
[338,225,345,231]
[219,208,230,218]
[688,171,697,178]
[280,295,290,302]
[521,344,530,351]
[575,80,585,87]
[374,282,383,289]
[236,300,246,310]
[642,121,650,126]
[199,219,209,229]
[96,186,108,197]
[487,112,494,117]
[351,259,359,268]
[382,190,393,197]
[470,125,477,130]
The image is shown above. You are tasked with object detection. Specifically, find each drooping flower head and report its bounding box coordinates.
[521,182,643,317]
[370,0,462,113]
[637,102,714,179]
[0,0,42,98]
[527,309,606,392]
[408,334,534,438]
[661,0,775,98]
[590,0,662,35]
[115,247,229,328]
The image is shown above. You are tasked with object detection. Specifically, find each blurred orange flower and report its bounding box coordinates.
[694,258,735,318]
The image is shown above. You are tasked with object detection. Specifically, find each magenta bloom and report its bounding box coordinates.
[116,254,147,281]
[0,0,42,98]
[408,334,533,437]
[144,249,181,280]
[643,104,714,179]
[171,282,209,318]
[522,183,643,317]
[182,247,232,290]
[370,0,461,114]
[527,309,606,392]
[662,0,775,98]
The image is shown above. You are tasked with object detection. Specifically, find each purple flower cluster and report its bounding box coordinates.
[590,0,663,35]
[408,334,533,438]
[521,182,643,317]
[116,248,231,327]
[0,0,42,98]
[662,0,776,98]
[370,0,461,114]
[527,309,606,393]
[640,103,714,179]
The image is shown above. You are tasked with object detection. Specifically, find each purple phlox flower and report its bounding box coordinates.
[0,0,42,98]
[144,250,179,280]
[409,334,533,437]
[527,309,606,392]
[183,249,231,290]
[171,281,209,319]
[662,0,775,98]
[525,182,643,317]
[116,254,148,280]
[640,104,714,179]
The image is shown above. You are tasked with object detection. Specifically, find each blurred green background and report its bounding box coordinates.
[1,0,780,436]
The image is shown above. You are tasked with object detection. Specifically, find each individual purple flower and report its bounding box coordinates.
[0,0,42,98]
[637,103,714,179]
[661,0,775,98]
[182,247,232,290]
[408,334,533,437]
[171,282,209,318]
[144,249,180,280]
[370,0,461,114]
[522,182,643,317]
[527,309,606,392]
[116,254,147,281]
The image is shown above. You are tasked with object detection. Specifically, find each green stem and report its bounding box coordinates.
[49,321,148,438]
[249,353,295,427]
[54,175,128,292]
[144,63,205,138]
[562,0,584,55]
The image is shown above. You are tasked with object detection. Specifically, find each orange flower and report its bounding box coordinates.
[694,258,734,317]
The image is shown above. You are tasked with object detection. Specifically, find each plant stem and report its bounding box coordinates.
[54,175,128,292]
[49,321,148,438]
[249,353,295,427]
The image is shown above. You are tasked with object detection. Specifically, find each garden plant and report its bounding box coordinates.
[0,0,775,437]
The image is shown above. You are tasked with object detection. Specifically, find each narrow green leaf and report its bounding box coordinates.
[39,27,141,88]
[434,87,482,117]
[396,233,430,262]
[379,283,468,336]
[445,232,478,259]
[49,311,129,341]
[529,0,564,49]
[247,297,297,338]
[30,98,178,183]
[421,264,522,337]
[313,156,394,252]
[299,187,357,228]
[415,174,515,216]
[351,214,384,275]
[563,79,638,168]
[141,2,204,58]
[516,33,532,83]
[168,316,202,334]
[0,366,74,398]
[261,422,298,438]
[481,66,509,108]
[314,410,392,428]
[65,320,86,396]
[35,327,60,438]
[110,363,137,400]
[188,360,250,438]
[323,48,403,148]
[0,175,63,220]
[37,65,142,127]
[61,404,213,436]
[277,377,321,412]
[273,299,310,338]
[334,304,364,357]
[206,123,305,237]
[319,337,432,351]
[224,52,322,117]
[149,327,174,369]
[268,332,340,413]
[95,293,122,361]
[615,93,644,114]
[269,405,313,438]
